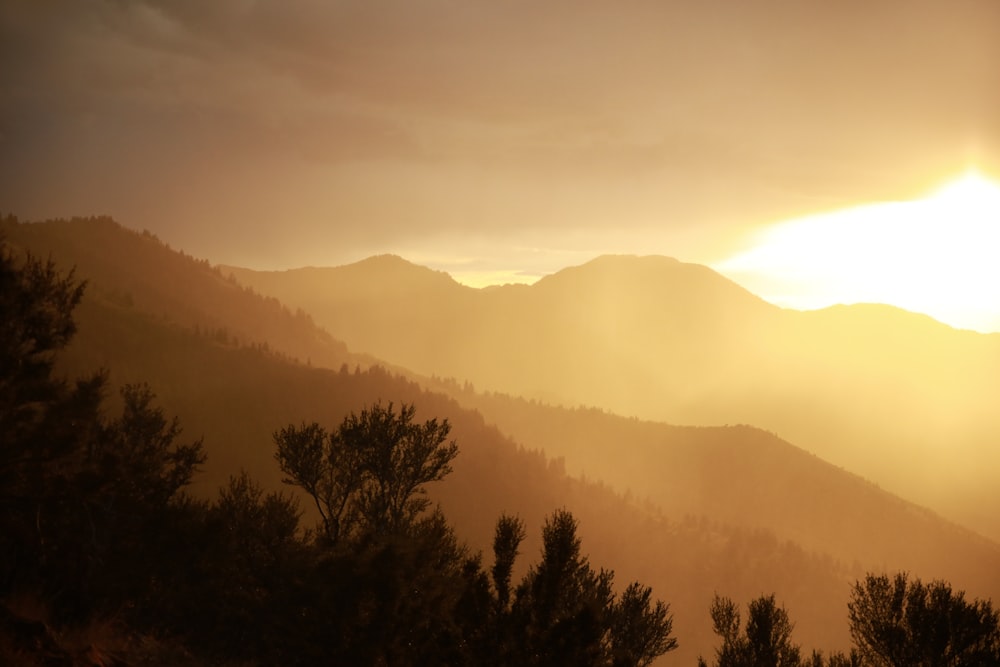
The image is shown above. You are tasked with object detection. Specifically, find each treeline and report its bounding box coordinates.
[1,215,353,376]
[2,240,1000,666]
[698,573,1000,666]
[1,238,675,665]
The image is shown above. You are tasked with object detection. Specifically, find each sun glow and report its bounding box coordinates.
[715,170,1000,332]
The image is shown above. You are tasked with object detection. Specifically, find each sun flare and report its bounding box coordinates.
[715,170,1000,332]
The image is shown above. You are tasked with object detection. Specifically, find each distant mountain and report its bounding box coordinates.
[58,296,865,664]
[435,386,1000,594]
[8,216,1000,662]
[3,215,363,373]
[224,253,1000,541]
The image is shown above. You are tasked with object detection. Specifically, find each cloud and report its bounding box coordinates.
[1,0,998,269]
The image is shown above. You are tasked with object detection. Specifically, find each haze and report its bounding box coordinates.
[2,0,998,275]
[8,217,1000,664]
[717,171,1000,332]
[4,2,1000,663]
[449,171,1000,333]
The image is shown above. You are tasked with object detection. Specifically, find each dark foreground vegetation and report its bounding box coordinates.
[2,238,999,666]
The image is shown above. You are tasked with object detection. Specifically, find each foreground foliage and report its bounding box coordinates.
[848,572,1000,667]
[271,403,678,666]
[2,236,998,666]
[0,238,677,665]
[700,577,1000,667]
[274,402,458,544]
[0,243,205,623]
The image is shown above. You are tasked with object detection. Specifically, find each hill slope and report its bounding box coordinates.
[61,295,866,663]
[224,254,1000,540]
[7,216,1000,661]
[3,215,363,372]
[436,385,1000,594]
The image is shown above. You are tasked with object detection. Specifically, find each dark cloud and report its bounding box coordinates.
[1,0,997,268]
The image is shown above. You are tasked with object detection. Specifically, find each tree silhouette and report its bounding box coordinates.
[492,513,526,612]
[273,420,357,543]
[274,402,458,543]
[506,509,677,667]
[0,244,97,593]
[0,239,204,623]
[91,383,205,511]
[515,509,613,665]
[699,594,801,667]
[848,572,1000,667]
[608,581,678,667]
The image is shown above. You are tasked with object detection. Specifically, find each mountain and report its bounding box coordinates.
[433,386,1000,592]
[224,253,1000,541]
[7,216,1000,662]
[3,215,364,373]
[61,296,862,663]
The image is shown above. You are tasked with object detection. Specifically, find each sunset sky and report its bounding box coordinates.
[717,171,1000,332]
[2,1,999,324]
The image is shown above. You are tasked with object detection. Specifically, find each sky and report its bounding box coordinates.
[2,1,999,298]
[717,171,1000,332]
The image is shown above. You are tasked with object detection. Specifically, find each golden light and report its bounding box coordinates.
[449,269,540,289]
[714,170,1000,332]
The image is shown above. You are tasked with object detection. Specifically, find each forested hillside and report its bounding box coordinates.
[438,386,1000,597]
[6,216,1000,664]
[2,215,362,373]
[225,254,1000,540]
[59,293,853,661]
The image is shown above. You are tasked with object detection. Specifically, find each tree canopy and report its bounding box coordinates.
[0,242,205,622]
[848,572,1000,667]
[497,509,678,667]
[3,233,998,667]
[699,594,801,667]
[274,401,458,542]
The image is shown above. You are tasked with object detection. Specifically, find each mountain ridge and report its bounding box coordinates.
[223,249,1000,541]
[8,214,1000,662]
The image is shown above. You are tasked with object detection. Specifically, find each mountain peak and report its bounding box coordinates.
[355,253,419,269]
[534,253,774,312]
[344,254,465,291]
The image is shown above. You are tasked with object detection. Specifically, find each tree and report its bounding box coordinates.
[273,421,357,543]
[211,471,302,581]
[805,650,861,667]
[274,402,458,543]
[699,594,801,667]
[169,472,305,664]
[0,238,205,622]
[515,509,613,666]
[0,244,98,593]
[608,582,678,667]
[848,572,1000,667]
[91,383,205,513]
[492,513,526,612]
[509,509,677,667]
[339,401,457,535]
[273,403,478,665]
[0,241,86,435]
[78,383,205,615]
[0,241,102,604]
